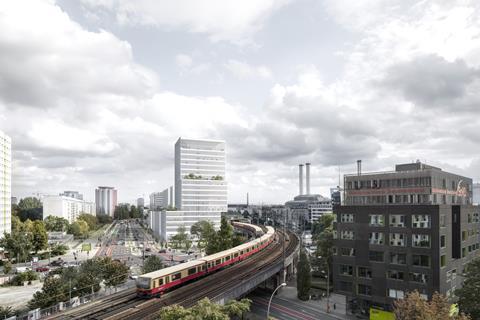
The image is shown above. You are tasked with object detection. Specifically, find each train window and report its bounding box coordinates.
[234,253,238,257]
[216,259,221,265]
[158,278,163,286]
[202,265,206,271]
[240,250,244,254]
[172,273,181,281]
[208,263,211,268]
[188,267,196,275]
[226,255,230,261]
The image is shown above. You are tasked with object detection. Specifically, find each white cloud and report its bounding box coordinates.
[175,53,193,69]
[224,60,272,79]
[80,0,292,44]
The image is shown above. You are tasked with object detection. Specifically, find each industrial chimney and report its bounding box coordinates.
[306,163,311,195]
[299,164,304,195]
[357,160,362,176]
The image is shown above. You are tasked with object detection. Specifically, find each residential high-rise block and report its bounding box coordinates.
[333,162,477,314]
[95,186,117,217]
[0,130,11,238]
[43,195,95,223]
[60,191,83,200]
[149,187,172,210]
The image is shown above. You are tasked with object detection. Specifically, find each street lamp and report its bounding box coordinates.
[267,282,286,319]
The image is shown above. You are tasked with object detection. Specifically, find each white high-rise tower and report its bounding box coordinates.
[174,138,227,230]
[0,130,11,238]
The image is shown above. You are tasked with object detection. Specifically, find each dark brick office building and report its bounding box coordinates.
[333,162,479,313]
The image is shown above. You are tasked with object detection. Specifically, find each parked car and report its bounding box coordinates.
[145,248,151,252]
[35,266,49,272]
[49,259,64,267]
[158,249,166,253]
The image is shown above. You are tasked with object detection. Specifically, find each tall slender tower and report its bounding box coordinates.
[175,138,227,230]
[95,186,117,217]
[0,130,11,238]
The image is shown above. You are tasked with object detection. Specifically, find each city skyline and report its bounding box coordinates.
[2,0,480,204]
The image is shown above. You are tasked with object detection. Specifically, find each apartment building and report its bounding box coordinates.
[43,195,95,223]
[0,131,11,238]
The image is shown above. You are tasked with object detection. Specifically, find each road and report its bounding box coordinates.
[248,292,345,320]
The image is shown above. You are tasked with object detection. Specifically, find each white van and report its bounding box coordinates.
[15,266,31,274]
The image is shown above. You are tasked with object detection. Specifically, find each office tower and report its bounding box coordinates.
[174,138,227,230]
[137,197,145,208]
[0,131,11,238]
[149,187,172,210]
[333,161,477,314]
[95,186,117,217]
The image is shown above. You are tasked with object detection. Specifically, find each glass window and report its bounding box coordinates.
[369,232,384,245]
[387,270,405,280]
[341,214,354,223]
[412,215,431,228]
[369,250,384,262]
[440,255,446,268]
[412,255,430,267]
[389,289,405,299]
[340,247,355,257]
[339,281,353,292]
[358,267,372,279]
[440,235,446,248]
[369,214,384,226]
[462,231,467,241]
[412,234,431,248]
[390,253,406,265]
[339,265,354,276]
[410,272,429,284]
[389,215,405,227]
[341,230,355,240]
[390,233,406,247]
[358,284,372,296]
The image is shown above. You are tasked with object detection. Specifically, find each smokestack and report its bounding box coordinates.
[306,163,311,195]
[357,160,362,176]
[299,164,304,195]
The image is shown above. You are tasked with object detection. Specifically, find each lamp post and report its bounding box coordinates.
[267,282,286,319]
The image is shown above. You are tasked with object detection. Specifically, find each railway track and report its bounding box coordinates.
[50,230,298,320]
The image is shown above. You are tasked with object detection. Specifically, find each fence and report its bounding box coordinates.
[11,281,136,320]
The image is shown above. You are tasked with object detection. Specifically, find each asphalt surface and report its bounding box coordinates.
[249,292,344,320]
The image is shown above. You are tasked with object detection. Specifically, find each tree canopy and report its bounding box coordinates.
[44,216,69,232]
[456,258,480,319]
[394,291,470,320]
[143,255,164,274]
[296,249,311,301]
[157,298,251,320]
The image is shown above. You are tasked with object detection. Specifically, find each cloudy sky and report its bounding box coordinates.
[1,0,480,204]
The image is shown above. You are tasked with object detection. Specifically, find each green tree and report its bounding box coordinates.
[102,258,129,288]
[0,306,14,319]
[75,258,104,295]
[394,291,470,320]
[3,260,12,274]
[78,213,98,230]
[0,229,33,263]
[97,213,113,225]
[114,204,130,220]
[158,298,242,320]
[50,244,69,257]
[191,220,216,250]
[31,220,48,253]
[28,276,68,309]
[222,298,251,318]
[17,197,43,221]
[217,216,233,251]
[456,258,480,319]
[296,249,311,301]
[143,255,164,274]
[312,213,334,284]
[171,226,189,249]
[68,220,89,238]
[44,215,69,232]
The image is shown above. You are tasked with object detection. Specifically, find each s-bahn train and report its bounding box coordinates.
[136,225,275,297]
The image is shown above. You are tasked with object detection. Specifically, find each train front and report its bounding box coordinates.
[136,276,153,298]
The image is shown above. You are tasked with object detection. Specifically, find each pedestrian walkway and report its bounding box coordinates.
[274,280,354,320]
